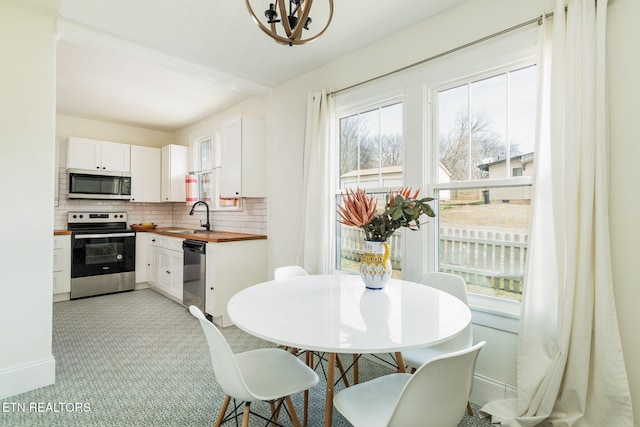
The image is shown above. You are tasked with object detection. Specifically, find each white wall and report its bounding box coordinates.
[56,114,175,147]
[0,1,57,399]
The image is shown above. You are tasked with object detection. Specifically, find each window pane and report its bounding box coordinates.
[359,109,380,174]
[470,74,507,179]
[437,190,531,301]
[199,138,212,171]
[339,103,403,190]
[509,65,537,156]
[339,115,360,180]
[438,85,470,181]
[435,65,537,302]
[380,103,403,167]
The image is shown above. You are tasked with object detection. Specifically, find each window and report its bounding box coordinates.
[331,27,537,322]
[336,102,404,276]
[433,65,537,302]
[189,129,238,210]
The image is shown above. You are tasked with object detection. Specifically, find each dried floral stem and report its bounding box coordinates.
[336,188,377,227]
[337,186,436,242]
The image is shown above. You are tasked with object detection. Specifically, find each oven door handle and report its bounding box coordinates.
[74,232,136,239]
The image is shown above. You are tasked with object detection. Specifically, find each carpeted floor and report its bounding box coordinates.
[0,289,493,426]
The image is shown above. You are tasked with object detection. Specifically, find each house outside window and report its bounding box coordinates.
[336,102,404,276]
[433,65,537,302]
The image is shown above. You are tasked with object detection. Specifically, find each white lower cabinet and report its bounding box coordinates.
[205,239,267,327]
[157,248,183,300]
[142,232,267,324]
[147,235,183,302]
[53,234,71,301]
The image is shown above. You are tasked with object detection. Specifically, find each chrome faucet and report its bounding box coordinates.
[189,201,211,231]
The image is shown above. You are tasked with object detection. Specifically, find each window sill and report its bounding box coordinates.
[468,293,520,334]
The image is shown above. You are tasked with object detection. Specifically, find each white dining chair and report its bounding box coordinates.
[333,341,485,427]
[401,271,474,414]
[274,265,309,280]
[189,305,319,427]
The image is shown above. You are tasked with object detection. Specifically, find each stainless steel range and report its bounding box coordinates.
[68,211,136,299]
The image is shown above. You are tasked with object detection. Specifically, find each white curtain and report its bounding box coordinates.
[482,1,634,425]
[296,90,334,274]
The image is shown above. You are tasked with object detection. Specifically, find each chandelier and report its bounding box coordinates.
[245,0,334,46]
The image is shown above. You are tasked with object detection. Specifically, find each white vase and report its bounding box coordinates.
[359,240,392,290]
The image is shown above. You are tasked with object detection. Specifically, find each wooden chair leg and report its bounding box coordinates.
[303,389,309,426]
[353,354,359,384]
[214,395,231,427]
[242,402,251,427]
[285,395,302,427]
[335,356,350,387]
[467,401,473,416]
[395,352,407,373]
[268,400,283,424]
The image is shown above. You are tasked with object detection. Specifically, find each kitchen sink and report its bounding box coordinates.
[166,229,211,235]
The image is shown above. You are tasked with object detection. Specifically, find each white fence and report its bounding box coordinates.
[339,225,527,295]
[439,226,527,295]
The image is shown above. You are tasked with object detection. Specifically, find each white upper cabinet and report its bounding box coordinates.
[67,137,131,173]
[219,116,265,198]
[130,145,161,203]
[161,144,188,202]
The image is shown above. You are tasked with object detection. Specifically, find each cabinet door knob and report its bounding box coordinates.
[166,270,171,274]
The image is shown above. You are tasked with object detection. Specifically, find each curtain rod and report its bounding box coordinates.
[331,12,554,97]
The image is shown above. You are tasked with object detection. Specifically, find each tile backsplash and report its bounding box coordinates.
[54,168,267,235]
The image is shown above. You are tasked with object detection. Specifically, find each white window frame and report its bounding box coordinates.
[427,59,537,333]
[188,127,242,212]
[333,95,407,275]
[329,25,539,332]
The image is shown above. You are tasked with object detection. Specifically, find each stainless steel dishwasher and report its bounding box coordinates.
[182,240,206,313]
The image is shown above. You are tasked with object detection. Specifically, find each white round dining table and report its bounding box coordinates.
[227,273,472,427]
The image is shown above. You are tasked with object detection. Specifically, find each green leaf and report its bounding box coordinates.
[391,209,404,220]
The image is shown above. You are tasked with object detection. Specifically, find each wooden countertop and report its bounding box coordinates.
[143,227,267,243]
[53,227,266,243]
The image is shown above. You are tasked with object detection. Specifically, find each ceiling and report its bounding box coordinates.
[11,0,466,131]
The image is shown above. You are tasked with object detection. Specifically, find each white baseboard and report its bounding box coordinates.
[0,357,56,400]
[470,373,517,407]
[53,292,70,302]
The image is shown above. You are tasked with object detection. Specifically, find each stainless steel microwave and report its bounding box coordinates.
[68,169,131,200]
